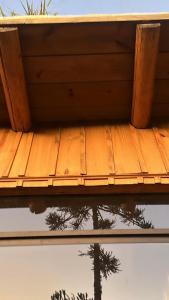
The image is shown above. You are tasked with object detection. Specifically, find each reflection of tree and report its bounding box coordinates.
[51,289,93,300]
[46,201,153,300]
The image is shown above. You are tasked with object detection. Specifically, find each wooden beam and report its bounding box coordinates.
[0,27,31,131]
[0,13,168,25]
[131,24,160,129]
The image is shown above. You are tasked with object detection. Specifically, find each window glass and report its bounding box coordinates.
[0,195,169,231]
[0,243,169,300]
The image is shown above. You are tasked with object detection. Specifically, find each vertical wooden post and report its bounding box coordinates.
[131,24,160,129]
[0,27,31,131]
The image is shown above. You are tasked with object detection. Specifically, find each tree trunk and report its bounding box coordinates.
[92,207,102,300]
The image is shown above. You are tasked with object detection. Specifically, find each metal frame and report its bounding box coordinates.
[0,229,169,247]
[1,194,169,247]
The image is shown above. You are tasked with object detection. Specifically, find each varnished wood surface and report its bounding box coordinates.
[0,28,31,131]
[132,24,160,128]
[0,13,169,24]
[0,123,169,194]
[0,16,169,124]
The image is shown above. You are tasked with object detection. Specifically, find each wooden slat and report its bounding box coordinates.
[0,129,22,177]
[80,127,87,175]
[24,53,169,83]
[156,53,169,79]
[29,81,132,108]
[129,125,148,173]
[0,28,31,131]
[111,125,141,174]
[17,22,169,55]
[19,23,135,56]
[0,81,9,125]
[9,132,34,177]
[153,126,169,173]
[26,129,60,177]
[0,13,169,25]
[86,125,115,175]
[28,81,132,122]
[2,21,169,55]
[135,128,166,174]
[153,104,169,119]
[24,54,133,83]
[154,80,169,104]
[29,82,131,122]
[131,24,160,128]
[56,127,81,176]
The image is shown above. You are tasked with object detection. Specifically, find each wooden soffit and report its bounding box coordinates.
[1,123,169,195]
[0,13,169,127]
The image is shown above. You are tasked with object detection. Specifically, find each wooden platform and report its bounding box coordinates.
[1,123,169,195]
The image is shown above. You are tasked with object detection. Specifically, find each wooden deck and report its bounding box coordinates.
[1,123,169,195]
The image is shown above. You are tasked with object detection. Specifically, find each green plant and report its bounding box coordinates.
[0,0,55,16]
[21,0,53,15]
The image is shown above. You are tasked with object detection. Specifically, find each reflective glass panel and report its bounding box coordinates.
[0,243,169,300]
[0,195,169,231]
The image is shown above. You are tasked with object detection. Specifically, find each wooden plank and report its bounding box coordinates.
[86,125,115,175]
[156,53,169,79]
[129,125,148,173]
[135,128,166,174]
[153,103,169,119]
[26,129,60,177]
[19,23,135,56]
[0,80,9,124]
[5,22,169,56]
[9,132,34,177]
[29,81,132,108]
[131,24,160,128]
[154,80,169,103]
[56,127,81,176]
[0,129,22,177]
[24,54,133,83]
[153,126,169,173]
[80,127,87,175]
[0,13,169,25]
[24,53,169,83]
[0,28,31,131]
[111,125,142,174]
[28,81,132,122]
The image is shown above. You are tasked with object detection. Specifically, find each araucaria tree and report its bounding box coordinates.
[46,201,153,300]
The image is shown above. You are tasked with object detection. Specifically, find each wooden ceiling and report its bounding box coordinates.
[1,13,169,127]
[1,14,169,195]
[1,123,169,195]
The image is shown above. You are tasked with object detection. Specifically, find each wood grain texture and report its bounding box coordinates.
[28,81,132,122]
[10,132,34,177]
[0,13,169,24]
[24,54,133,83]
[111,124,141,174]
[131,24,160,128]
[0,129,22,177]
[0,28,31,131]
[16,22,169,56]
[26,129,60,177]
[85,125,114,175]
[19,23,135,56]
[135,128,166,174]
[56,127,81,176]
[0,81,9,125]
[0,124,169,193]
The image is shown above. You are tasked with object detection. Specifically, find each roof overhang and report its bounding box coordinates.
[0,13,169,196]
